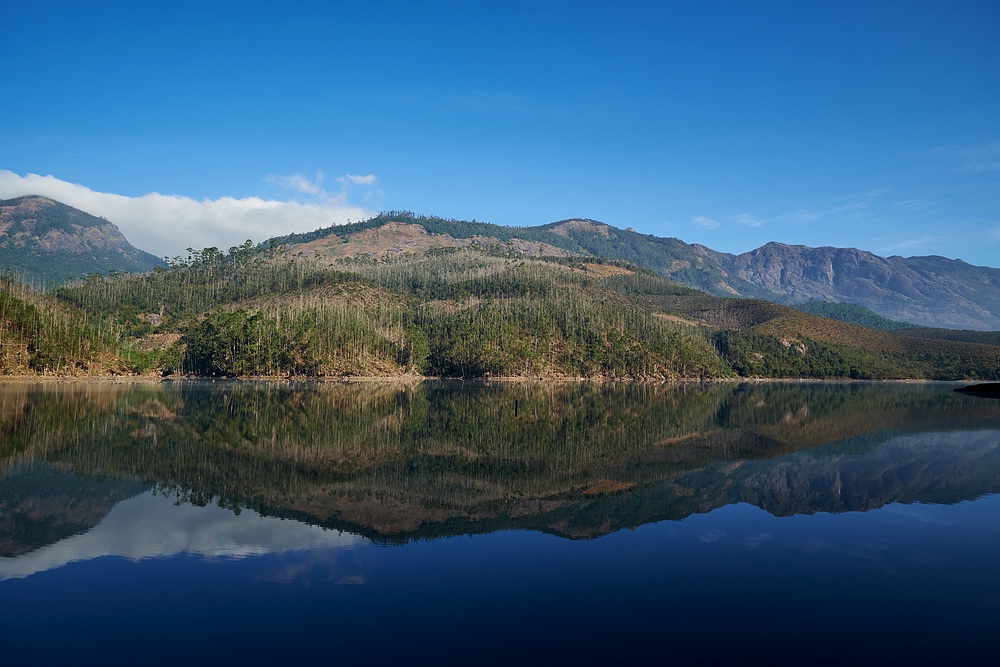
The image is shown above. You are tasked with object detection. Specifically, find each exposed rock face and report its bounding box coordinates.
[719,242,1000,329]
[550,218,612,238]
[0,195,164,284]
[547,222,1000,329]
[290,220,575,262]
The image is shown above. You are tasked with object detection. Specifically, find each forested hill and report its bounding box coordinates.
[0,196,164,286]
[3,197,996,330]
[11,241,995,381]
[2,202,999,380]
[270,211,1000,330]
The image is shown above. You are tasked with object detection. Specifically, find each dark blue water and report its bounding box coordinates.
[1,381,999,665]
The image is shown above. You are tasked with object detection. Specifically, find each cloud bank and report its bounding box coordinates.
[0,170,377,258]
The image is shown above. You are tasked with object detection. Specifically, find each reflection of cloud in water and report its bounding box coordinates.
[698,529,727,543]
[742,532,771,548]
[0,491,368,580]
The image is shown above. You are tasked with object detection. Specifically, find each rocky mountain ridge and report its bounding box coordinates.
[547,220,1000,330]
[0,195,164,285]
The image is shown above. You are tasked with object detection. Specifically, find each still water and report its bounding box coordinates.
[1,380,999,665]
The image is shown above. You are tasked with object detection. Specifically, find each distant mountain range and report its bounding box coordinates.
[273,212,1000,330]
[2,198,998,330]
[0,195,164,285]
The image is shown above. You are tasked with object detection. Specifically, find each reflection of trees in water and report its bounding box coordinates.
[2,381,1000,541]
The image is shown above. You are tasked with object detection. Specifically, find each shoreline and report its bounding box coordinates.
[0,373,974,386]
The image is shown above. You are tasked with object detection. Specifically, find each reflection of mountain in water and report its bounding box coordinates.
[547,429,1000,538]
[0,464,146,557]
[0,489,367,580]
[2,380,1000,549]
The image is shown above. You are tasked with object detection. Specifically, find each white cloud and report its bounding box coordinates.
[692,215,719,230]
[343,174,377,186]
[267,171,325,195]
[0,170,377,258]
[734,213,764,227]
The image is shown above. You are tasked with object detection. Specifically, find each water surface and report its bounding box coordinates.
[1,381,998,664]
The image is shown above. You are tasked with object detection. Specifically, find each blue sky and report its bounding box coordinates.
[2,1,998,265]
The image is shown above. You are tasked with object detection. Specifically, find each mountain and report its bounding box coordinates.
[541,221,1000,330]
[50,232,1000,381]
[271,212,1000,330]
[715,242,1000,330]
[3,202,998,380]
[0,195,164,285]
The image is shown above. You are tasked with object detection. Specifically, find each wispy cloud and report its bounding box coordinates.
[829,189,887,215]
[922,143,1000,173]
[776,190,894,227]
[343,174,377,186]
[874,234,943,257]
[888,198,940,213]
[336,173,382,203]
[0,170,377,258]
[267,171,326,195]
[734,213,763,227]
[692,215,719,230]
[783,208,821,224]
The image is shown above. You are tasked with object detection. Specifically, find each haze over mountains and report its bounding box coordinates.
[2,196,998,330]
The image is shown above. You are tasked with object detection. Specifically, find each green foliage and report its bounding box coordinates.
[420,297,730,379]
[895,327,1000,346]
[794,299,915,330]
[181,305,412,377]
[0,276,127,374]
[712,329,1000,380]
[9,236,999,381]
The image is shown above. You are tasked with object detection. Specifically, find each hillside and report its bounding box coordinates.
[0,196,164,286]
[53,248,734,379]
[0,202,996,380]
[4,198,996,330]
[47,241,1000,381]
[0,276,142,375]
[271,212,1000,330]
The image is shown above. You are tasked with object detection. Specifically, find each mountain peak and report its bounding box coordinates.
[549,218,612,238]
[0,195,164,285]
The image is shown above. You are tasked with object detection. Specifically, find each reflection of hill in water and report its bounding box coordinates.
[2,380,1000,547]
[0,464,147,557]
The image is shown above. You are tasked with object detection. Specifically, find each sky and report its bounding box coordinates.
[1,0,998,266]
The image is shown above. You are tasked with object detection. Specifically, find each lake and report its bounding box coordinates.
[2,380,999,665]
